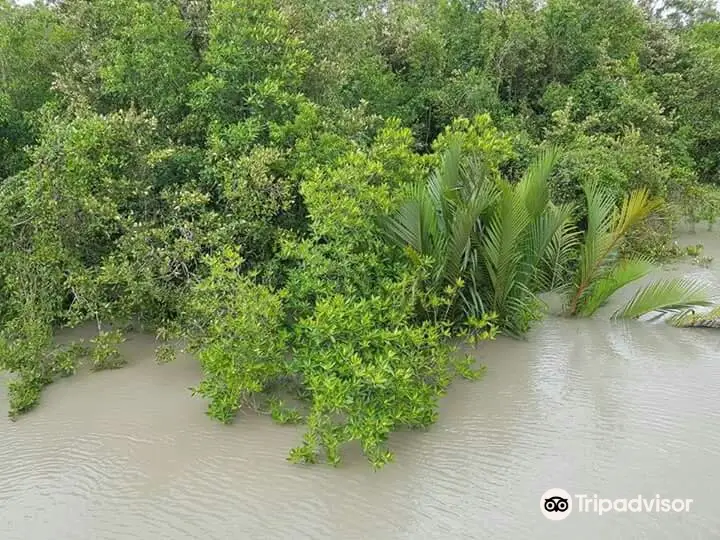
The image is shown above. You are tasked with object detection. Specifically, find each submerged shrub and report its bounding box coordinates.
[7,374,47,420]
[184,249,289,424]
[90,329,127,371]
[288,284,455,469]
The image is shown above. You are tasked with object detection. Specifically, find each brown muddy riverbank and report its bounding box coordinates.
[2,227,720,539]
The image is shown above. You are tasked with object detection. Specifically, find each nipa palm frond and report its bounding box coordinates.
[535,204,580,293]
[573,182,616,304]
[583,181,616,246]
[481,179,531,312]
[576,257,654,317]
[382,195,426,254]
[442,197,481,285]
[568,183,663,316]
[383,140,496,297]
[428,138,464,234]
[612,278,713,320]
[525,202,576,292]
[458,253,487,320]
[611,188,663,241]
[515,145,558,219]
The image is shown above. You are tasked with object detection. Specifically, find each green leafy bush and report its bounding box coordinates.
[184,249,289,424]
[288,286,454,469]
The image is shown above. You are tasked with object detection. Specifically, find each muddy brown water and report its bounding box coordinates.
[2,227,720,539]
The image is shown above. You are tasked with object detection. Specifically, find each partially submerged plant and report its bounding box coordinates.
[612,278,713,320]
[90,329,127,371]
[565,183,662,316]
[386,144,713,334]
[382,138,499,324]
[699,190,720,231]
[681,183,704,233]
[564,183,712,320]
[668,306,720,328]
[694,255,714,268]
[475,146,576,335]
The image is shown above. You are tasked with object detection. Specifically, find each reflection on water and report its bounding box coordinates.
[2,230,720,539]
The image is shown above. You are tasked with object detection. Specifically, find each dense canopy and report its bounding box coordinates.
[1,0,719,468]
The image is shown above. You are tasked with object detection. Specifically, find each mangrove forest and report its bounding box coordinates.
[1,0,720,469]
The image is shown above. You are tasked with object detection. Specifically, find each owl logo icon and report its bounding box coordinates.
[540,488,573,520]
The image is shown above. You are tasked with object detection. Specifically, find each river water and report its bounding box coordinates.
[2,228,720,539]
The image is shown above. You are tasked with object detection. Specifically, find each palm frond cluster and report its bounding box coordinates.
[384,142,714,336]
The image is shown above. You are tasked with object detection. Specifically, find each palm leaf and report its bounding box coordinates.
[568,183,664,316]
[515,146,565,269]
[524,202,576,290]
[577,258,654,317]
[481,179,531,311]
[516,146,558,219]
[536,205,580,293]
[584,181,616,248]
[611,188,663,240]
[459,254,487,319]
[572,183,616,307]
[428,138,464,235]
[441,201,477,284]
[612,278,713,320]
[382,198,424,253]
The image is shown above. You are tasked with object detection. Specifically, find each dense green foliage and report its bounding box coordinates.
[2,0,720,467]
[385,141,575,336]
[385,142,712,328]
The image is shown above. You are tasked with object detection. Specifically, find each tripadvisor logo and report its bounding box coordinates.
[540,488,694,520]
[541,488,572,520]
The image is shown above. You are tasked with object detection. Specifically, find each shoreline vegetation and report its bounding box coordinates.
[1,0,720,468]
